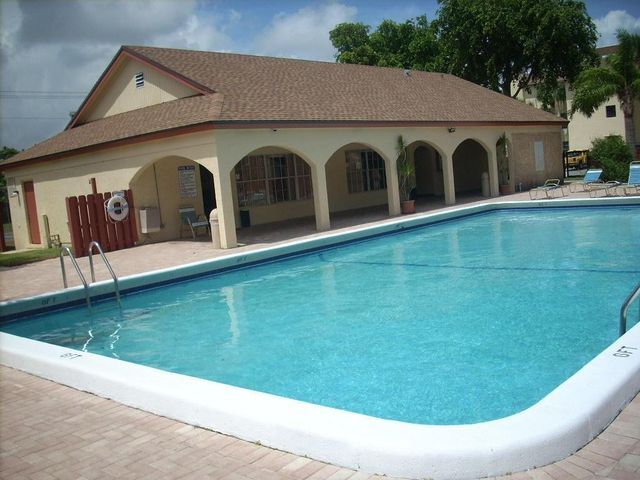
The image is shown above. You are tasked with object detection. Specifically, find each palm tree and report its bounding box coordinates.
[571,30,640,149]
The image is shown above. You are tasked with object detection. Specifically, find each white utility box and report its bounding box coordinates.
[139,207,161,233]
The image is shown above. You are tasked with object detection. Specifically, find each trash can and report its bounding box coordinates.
[209,209,221,248]
[481,172,490,197]
[240,209,250,228]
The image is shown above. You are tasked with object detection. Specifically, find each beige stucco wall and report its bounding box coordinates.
[5,123,563,250]
[510,130,563,190]
[81,58,197,123]
[5,132,217,250]
[130,157,206,242]
[566,90,626,151]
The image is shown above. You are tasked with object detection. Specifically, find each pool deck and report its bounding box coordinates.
[1,365,638,480]
[1,189,640,480]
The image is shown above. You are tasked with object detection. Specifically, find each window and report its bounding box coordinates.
[346,150,387,193]
[235,153,312,207]
[606,105,616,118]
[135,72,144,88]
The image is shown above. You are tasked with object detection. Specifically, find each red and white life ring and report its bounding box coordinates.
[105,195,129,222]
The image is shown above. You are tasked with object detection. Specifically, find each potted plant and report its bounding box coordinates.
[498,133,513,195]
[396,135,416,213]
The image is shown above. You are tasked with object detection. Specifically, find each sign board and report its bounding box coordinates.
[178,165,197,198]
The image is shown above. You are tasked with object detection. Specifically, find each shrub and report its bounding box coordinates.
[589,135,633,181]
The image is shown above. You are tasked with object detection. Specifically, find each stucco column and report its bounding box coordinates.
[311,162,330,231]
[442,150,456,205]
[487,148,499,197]
[212,164,237,249]
[386,156,401,216]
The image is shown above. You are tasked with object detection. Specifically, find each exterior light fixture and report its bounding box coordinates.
[10,190,19,197]
[447,127,456,133]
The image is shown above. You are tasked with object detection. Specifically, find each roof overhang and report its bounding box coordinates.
[1,118,567,172]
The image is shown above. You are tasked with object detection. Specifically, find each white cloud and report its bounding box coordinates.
[0,1,356,150]
[153,13,233,52]
[257,3,357,61]
[594,10,640,46]
[0,0,232,150]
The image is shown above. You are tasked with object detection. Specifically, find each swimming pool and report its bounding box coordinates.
[1,198,640,479]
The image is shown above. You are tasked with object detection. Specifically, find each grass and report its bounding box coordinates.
[0,247,62,267]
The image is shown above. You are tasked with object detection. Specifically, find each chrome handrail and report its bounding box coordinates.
[88,241,121,306]
[59,246,91,309]
[620,281,640,337]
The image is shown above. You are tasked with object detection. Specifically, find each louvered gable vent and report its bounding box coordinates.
[134,72,144,88]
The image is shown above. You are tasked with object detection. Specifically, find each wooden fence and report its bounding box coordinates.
[65,190,138,258]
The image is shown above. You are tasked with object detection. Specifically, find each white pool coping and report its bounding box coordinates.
[1,197,640,480]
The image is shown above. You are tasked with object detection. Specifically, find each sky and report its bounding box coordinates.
[1,0,640,151]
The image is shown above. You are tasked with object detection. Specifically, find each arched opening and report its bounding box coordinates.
[129,156,215,242]
[410,141,445,207]
[452,139,489,198]
[230,146,315,231]
[325,143,389,224]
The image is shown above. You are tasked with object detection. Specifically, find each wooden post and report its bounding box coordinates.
[65,196,83,256]
[90,178,98,196]
[124,189,138,245]
[104,193,117,252]
[87,194,99,245]
[77,195,91,256]
[95,193,110,251]
[43,215,52,248]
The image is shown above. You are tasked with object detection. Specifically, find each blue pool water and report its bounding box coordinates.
[2,207,639,425]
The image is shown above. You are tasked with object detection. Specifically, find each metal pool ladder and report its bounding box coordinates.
[59,246,91,308]
[620,280,640,337]
[88,241,121,306]
[59,242,121,309]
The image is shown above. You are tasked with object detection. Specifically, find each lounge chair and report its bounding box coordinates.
[529,179,565,199]
[569,168,603,192]
[588,180,622,197]
[589,161,640,197]
[622,161,640,196]
[179,207,210,239]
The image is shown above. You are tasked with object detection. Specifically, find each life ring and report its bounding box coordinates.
[105,195,129,222]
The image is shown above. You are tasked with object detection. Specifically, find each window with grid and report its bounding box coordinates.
[235,154,312,207]
[345,150,387,193]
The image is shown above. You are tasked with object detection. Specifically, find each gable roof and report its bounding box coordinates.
[4,45,566,168]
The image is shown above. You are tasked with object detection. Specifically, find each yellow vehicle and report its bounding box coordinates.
[566,150,588,169]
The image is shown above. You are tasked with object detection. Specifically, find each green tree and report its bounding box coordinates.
[330,16,438,70]
[330,22,378,65]
[571,30,640,148]
[435,0,598,97]
[589,135,633,181]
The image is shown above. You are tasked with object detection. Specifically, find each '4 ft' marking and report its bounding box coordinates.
[60,352,82,359]
[613,346,637,358]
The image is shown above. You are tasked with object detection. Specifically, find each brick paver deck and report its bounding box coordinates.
[0,366,638,480]
[2,190,639,479]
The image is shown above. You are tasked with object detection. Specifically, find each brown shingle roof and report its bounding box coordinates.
[5,93,223,165]
[4,45,565,166]
[128,45,565,124]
